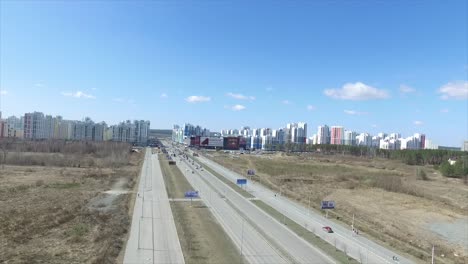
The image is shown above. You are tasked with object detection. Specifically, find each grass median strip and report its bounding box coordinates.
[252,200,359,264]
[171,201,242,264]
[192,157,254,199]
[159,154,193,198]
[159,154,242,264]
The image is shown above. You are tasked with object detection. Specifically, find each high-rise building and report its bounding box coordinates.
[344,130,357,145]
[287,122,307,144]
[330,126,344,145]
[93,122,107,141]
[420,134,426,149]
[296,122,307,144]
[425,139,438,150]
[58,120,74,140]
[317,125,330,145]
[135,120,150,144]
[110,120,149,144]
[356,133,371,146]
[401,133,424,150]
[380,138,401,150]
[272,128,285,145]
[24,112,47,139]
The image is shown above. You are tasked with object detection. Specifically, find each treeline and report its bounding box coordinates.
[262,143,467,177]
[265,143,466,164]
[438,158,468,178]
[0,139,132,157]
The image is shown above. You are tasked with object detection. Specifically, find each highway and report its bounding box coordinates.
[123,148,185,264]
[175,156,289,264]
[196,153,415,264]
[172,146,336,264]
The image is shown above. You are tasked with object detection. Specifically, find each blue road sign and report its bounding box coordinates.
[236,179,247,185]
[185,191,199,198]
[321,200,335,209]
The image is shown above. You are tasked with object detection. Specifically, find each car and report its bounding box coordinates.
[322,226,333,233]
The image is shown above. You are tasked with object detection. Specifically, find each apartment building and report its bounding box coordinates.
[330,126,344,145]
[317,125,330,145]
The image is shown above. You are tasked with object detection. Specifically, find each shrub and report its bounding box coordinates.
[69,223,89,241]
[417,169,428,181]
[371,175,402,192]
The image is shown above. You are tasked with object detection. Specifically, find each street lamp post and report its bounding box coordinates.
[240,219,245,264]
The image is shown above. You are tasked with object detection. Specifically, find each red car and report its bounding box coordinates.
[322,226,333,233]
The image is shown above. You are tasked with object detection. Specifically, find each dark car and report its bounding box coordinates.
[322,226,333,233]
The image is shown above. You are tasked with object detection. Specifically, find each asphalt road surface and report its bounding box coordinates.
[197,153,415,264]
[123,149,185,264]
[176,157,289,264]
[173,147,336,264]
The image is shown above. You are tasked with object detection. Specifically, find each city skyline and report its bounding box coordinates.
[0,110,150,144]
[1,1,467,146]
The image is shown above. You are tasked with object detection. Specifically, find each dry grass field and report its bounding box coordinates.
[206,151,468,264]
[0,141,143,264]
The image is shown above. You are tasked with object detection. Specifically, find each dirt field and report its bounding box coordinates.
[0,144,143,264]
[159,154,242,264]
[205,151,468,264]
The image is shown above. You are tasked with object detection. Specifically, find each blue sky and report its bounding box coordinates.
[0,0,467,146]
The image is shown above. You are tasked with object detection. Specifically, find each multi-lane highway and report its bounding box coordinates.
[176,157,289,264]
[196,153,415,264]
[123,149,185,264]
[172,145,336,264]
[123,144,414,264]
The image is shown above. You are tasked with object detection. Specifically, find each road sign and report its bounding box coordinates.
[237,179,247,185]
[321,200,335,209]
[185,191,199,198]
[247,169,256,176]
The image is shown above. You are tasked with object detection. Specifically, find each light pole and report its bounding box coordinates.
[240,219,245,264]
[283,208,286,225]
[431,245,435,264]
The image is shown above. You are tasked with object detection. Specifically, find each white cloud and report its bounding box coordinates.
[61,91,95,99]
[306,105,316,111]
[440,109,449,113]
[185,95,211,103]
[230,104,246,111]
[226,92,255,101]
[160,93,168,99]
[344,109,368,115]
[413,120,423,126]
[371,124,378,128]
[0,90,8,95]
[399,84,415,93]
[266,87,273,92]
[282,100,291,105]
[324,82,389,100]
[438,81,468,100]
[113,98,125,102]
[35,83,44,87]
